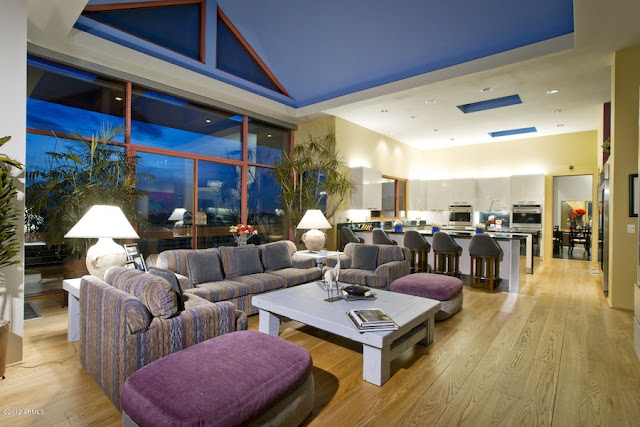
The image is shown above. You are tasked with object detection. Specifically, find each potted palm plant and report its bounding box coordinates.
[0,135,22,379]
[27,125,153,277]
[273,128,355,242]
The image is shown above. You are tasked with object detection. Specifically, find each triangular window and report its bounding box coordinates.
[216,7,289,97]
[83,2,204,61]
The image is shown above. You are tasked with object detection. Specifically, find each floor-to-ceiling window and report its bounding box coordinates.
[25,55,290,296]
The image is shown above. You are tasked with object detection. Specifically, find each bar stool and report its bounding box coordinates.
[432,231,462,277]
[403,230,431,273]
[372,228,397,245]
[341,227,364,251]
[469,234,502,291]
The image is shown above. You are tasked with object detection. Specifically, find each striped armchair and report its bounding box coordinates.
[80,267,247,409]
[324,243,411,289]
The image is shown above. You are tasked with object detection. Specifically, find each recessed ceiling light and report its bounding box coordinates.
[411,115,417,119]
[267,134,272,137]
[557,124,565,127]
[381,109,388,113]
[433,129,439,132]
[115,96,123,101]
[450,138,455,141]
[425,100,436,104]
[547,89,560,94]
[553,109,562,113]
[481,87,492,92]
[205,119,211,123]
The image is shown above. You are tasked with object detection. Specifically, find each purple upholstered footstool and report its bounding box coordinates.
[390,273,463,321]
[120,330,314,427]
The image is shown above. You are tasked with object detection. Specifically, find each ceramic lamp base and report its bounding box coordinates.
[86,237,128,280]
[301,228,326,252]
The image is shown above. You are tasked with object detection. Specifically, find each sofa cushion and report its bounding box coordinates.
[352,245,379,271]
[187,251,224,284]
[105,267,178,319]
[184,279,250,301]
[377,244,407,265]
[268,267,322,287]
[153,248,217,276]
[147,266,185,312]
[262,242,293,271]
[120,330,312,427]
[225,273,285,293]
[219,245,264,277]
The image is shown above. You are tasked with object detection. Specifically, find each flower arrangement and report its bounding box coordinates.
[393,220,403,232]
[229,223,258,246]
[572,208,587,216]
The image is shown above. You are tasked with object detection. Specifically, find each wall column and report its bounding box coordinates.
[0,0,27,364]
[608,45,640,310]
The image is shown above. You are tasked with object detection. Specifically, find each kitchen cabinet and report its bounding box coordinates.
[408,180,427,211]
[350,167,382,210]
[426,180,448,210]
[447,178,476,206]
[475,177,511,211]
[510,174,544,205]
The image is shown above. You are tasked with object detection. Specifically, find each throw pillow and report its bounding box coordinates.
[148,266,185,312]
[235,246,264,276]
[263,242,293,271]
[352,245,379,271]
[186,251,224,285]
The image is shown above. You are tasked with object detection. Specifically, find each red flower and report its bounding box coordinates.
[572,208,587,216]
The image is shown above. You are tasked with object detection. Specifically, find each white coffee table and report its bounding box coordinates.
[252,283,441,386]
[295,250,342,268]
[62,278,81,342]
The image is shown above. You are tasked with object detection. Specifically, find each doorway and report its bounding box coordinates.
[552,175,593,261]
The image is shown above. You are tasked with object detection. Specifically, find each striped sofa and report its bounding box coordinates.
[323,243,411,289]
[80,267,247,409]
[147,240,322,315]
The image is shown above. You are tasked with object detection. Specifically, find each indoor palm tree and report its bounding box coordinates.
[26,124,153,265]
[0,135,22,271]
[273,128,355,237]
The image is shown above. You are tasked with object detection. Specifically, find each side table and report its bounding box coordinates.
[295,250,342,268]
[62,278,81,342]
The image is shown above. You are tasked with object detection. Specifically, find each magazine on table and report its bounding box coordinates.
[346,308,398,332]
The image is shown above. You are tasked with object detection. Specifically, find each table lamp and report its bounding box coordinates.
[297,209,331,252]
[168,207,187,226]
[65,205,140,280]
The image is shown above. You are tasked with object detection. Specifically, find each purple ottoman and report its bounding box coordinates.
[390,273,463,321]
[120,330,314,427]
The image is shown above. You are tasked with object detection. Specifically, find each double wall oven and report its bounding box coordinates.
[512,204,542,230]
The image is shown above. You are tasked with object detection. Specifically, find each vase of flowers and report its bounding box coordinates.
[572,208,587,228]
[230,224,258,246]
[393,220,403,232]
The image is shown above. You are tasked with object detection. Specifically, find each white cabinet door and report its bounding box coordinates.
[475,178,493,211]
[426,180,447,210]
[510,175,528,204]
[458,178,476,205]
[493,177,511,210]
[350,167,382,210]
[527,174,545,204]
[408,180,427,211]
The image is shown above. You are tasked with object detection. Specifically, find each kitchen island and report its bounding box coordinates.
[353,228,526,293]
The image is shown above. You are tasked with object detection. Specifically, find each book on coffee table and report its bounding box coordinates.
[346,308,398,332]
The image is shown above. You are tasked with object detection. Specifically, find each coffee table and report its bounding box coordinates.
[252,283,441,386]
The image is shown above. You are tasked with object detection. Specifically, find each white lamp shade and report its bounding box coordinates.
[168,208,187,221]
[65,205,140,239]
[297,209,331,229]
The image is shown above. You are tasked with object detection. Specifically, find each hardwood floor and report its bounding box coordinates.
[1,258,639,426]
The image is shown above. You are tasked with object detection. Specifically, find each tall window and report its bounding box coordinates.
[25,55,290,288]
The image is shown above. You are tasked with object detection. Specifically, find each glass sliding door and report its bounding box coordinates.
[248,166,284,242]
[135,152,195,256]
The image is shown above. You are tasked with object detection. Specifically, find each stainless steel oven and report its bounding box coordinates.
[448,205,473,227]
[512,204,542,230]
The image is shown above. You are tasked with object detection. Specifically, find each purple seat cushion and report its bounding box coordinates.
[120,330,312,426]
[390,273,463,301]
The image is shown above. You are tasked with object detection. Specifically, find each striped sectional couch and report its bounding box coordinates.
[80,266,247,409]
[324,243,411,289]
[147,240,322,315]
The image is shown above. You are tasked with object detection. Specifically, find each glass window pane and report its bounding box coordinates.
[399,181,407,217]
[382,178,395,218]
[135,152,195,254]
[196,160,241,247]
[27,56,125,140]
[247,121,288,165]
[130,87,242,159]
[248,166,284,242]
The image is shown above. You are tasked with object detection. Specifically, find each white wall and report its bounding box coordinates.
[553,175,594,226]
[0,0,27,364]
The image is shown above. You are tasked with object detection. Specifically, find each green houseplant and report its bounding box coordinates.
[27,125,152,276]
[273,128,355,239]
[0,135,22,380]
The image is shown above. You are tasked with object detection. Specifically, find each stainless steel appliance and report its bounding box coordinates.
[512,204,542,230]
[598,165,609,292]
[448,205,472,227]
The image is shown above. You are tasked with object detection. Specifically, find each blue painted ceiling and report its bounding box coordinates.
[80,0,574,108]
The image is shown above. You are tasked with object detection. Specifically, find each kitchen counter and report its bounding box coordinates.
[353,228,527,293]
